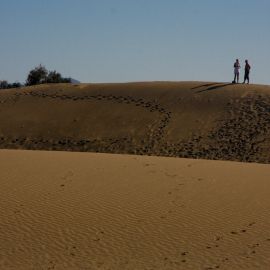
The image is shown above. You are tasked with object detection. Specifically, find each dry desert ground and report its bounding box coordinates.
[1,81,270,162]
[1,82,270,269]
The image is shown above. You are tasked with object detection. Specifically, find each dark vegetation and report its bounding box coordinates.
[26,65,71,86]
[0,81,22,89]
[0,65,71,90]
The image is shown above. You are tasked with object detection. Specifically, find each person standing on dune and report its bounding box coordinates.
[233,59,240,83]
[243,60,251,84]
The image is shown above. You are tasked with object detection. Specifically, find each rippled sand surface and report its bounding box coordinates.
[1,149,270,269]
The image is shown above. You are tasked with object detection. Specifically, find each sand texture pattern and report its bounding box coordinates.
[1,82,270,163]
[1,150,270,269]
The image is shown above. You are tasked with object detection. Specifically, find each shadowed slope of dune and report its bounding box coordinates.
[1,150,270,269]
[1,81,270,163]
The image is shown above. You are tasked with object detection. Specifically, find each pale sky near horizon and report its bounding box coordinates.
[1,0,270,84]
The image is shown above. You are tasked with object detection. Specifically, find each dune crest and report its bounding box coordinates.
[1,81,270,163]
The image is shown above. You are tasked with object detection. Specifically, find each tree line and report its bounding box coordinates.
[0,65,71,90]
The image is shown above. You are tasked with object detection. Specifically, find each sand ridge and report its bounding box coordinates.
[1,150,270,269]
[1,81,270,163]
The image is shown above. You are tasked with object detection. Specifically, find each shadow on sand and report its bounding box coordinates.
[196,83,234,93]
[191,83,224,89]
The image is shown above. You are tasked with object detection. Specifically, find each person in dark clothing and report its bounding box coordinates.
[243,60,251,84]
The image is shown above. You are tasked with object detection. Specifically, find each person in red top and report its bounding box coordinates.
[243,60,251,84]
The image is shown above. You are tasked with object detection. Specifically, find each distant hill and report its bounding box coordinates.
[1,81,270,163]
[70,78,80,84]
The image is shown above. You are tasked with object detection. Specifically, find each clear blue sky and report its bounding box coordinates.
[1,0,270,84]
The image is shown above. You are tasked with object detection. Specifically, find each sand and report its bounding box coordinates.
[1,149,270,269]
[1,81,270,269]
[1,81,270,163]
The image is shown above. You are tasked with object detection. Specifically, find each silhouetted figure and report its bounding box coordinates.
[232,59,240,83]
[243,60,251,84]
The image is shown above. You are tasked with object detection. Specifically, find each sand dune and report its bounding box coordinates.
[1,82,270,269]
[1,149,270,269]
[1,81,270,163]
